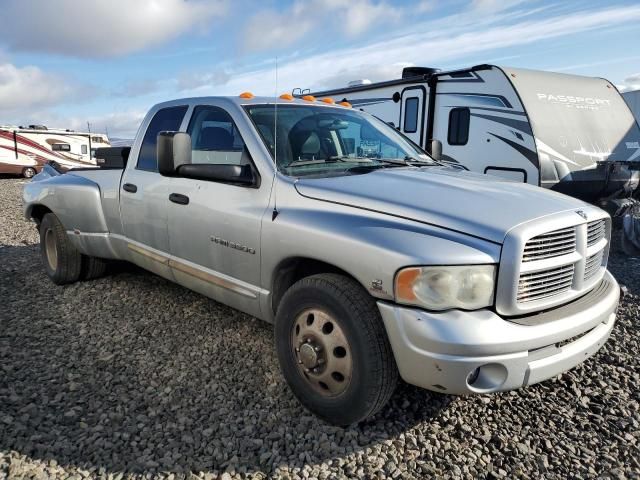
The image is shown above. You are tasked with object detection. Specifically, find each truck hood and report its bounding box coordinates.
[294,166,590,244]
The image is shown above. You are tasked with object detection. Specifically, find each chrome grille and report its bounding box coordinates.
[585,250,604,281]
[522,226,576,262]
[517,264,574,303]
[499,211,612,315]
[587,220,606,247]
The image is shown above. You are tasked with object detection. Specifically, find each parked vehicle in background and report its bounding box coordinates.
[0,125,109,177]
[23,94,620,425]
[303,66,640,213]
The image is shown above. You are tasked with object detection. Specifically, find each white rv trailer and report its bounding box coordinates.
[0,125,110,178]
[302,65,640,205]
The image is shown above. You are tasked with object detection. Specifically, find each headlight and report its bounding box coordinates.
[395,265,496,310]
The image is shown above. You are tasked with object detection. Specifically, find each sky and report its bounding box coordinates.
[0,0,639,138]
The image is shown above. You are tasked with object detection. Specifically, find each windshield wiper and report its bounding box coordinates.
[286,156,350,167]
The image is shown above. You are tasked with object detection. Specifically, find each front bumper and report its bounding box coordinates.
[378,270,619,394]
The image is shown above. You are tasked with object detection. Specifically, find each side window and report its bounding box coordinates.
[137,105,188,171]
[187,105,246,165]
[81,145,88,154]
[52,143,71,152]
[448,107,470,145]
[403,97,419,133]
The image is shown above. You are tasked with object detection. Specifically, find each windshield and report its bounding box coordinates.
[245,104,433,177]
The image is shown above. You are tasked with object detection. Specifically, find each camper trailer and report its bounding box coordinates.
[303,65,640,207]
[0,125,109,178]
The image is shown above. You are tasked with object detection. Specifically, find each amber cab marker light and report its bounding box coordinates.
[339,101,352,108]
[395,268,421,302]
[321,98,335,104]
[279,93,294,101]
[302,95,316,102]
[239,92,254,99]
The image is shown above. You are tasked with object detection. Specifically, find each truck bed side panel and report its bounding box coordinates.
[69,169,125,236]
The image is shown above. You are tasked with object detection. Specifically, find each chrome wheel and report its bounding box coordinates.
[23,167,36,178]
[291,308,352,397]
[44,228,58,270]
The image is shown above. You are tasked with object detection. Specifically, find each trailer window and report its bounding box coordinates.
[52,143,71,152]
[448,107,470,145]
[81,145,88,154]
[137,105,188,171]
[403,97,419,133]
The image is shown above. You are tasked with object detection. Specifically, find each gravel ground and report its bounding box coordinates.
[1,176,638,480]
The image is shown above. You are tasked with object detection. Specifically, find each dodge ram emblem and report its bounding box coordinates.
[576,210,588,220]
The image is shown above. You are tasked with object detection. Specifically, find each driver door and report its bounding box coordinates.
[166,103,269,317]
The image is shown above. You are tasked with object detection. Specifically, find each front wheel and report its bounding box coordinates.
[275,273,398,426]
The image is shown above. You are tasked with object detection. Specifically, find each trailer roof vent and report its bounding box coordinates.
[28,124,48,130]
[347,79,372,87]
[402,67,440,79]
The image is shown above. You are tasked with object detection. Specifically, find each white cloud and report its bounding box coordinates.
[24,110,147,139]
[242,0,402,52]
[0,0,226,57]
[618,73,640,93]
[0,63,91,114]
[73,111,146,138]
[416,1,435,14]
[177,70,231,91]
[319,62,414,89]
[470,0,529,13]
[205,4,640,96]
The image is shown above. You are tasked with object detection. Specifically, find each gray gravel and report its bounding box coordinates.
[1,176,639,479]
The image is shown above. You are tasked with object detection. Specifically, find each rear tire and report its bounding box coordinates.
[81,255,109,280]
[275,273,398,426]
[22,167,36,179]
[39,213,82,285]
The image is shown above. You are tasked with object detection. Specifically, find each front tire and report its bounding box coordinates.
[39,213,82,285]
[275,273,398,426]
[23,167,36,179]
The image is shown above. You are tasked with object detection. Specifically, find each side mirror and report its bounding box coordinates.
[429,139,442,162]
[157,131,192,176]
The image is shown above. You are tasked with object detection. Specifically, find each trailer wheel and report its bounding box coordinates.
[275,273,398,426]
[39,213,82,285]
[22,167,36,179]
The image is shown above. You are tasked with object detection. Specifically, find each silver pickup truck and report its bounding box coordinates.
[23,95,620,425]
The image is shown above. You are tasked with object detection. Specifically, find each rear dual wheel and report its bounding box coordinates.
[275,273,398,426]
[40,213,108,284]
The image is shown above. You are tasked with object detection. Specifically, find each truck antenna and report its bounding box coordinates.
[272,56,279,221]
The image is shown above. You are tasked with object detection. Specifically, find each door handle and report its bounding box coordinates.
[122,183,137,193]
[169,193,190,205]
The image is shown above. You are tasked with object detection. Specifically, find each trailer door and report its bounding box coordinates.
[399,86,426,146]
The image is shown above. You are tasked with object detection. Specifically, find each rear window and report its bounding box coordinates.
[137,105,188,171]
[448,107,470,145]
